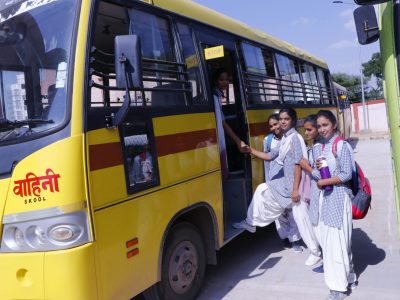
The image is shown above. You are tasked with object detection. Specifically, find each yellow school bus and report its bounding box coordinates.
[0,0,342,299]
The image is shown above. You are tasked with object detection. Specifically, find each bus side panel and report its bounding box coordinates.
[87,113,220,210]
[93,184,188,299]
[187,171,224,245]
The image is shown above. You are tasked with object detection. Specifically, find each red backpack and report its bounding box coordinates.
[332,137,372,219]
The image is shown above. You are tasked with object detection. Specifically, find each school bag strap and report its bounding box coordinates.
[264,133,274,152]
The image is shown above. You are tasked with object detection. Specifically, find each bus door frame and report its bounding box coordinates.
[194,27,253,241]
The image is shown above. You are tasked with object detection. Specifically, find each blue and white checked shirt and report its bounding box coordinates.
[309,134,353,229]
[267,128,303,208]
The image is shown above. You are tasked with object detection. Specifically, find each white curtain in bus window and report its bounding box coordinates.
[130,10,188,107]
[2,71,28,121]
[317,68,330,104]
[177,23,206,106]
[276,54,304,103]
[300,63,320,103]
[121,122,156,191]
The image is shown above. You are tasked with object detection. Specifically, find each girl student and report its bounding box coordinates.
[299,114,326,271]
[212,68,248,153]
[264,113,302,253]
[311,110,357,300]
[233,108,321,266]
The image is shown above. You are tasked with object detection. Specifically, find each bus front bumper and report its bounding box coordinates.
[0,243,98,300]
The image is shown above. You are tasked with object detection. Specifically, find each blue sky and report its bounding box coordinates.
[191,0,380,76]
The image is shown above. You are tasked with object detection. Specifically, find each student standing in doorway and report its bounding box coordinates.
[212,68,248,153]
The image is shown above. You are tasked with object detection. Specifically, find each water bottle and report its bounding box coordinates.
[318,156,333,191]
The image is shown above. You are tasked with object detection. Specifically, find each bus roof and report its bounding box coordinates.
[148,0,329,69]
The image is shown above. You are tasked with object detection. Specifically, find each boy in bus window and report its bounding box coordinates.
[132,145,153,184]
[213,68,248,153]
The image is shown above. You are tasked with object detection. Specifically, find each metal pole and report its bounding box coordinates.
[360,48,368,131]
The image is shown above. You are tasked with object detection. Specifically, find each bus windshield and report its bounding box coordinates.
[0,0,77,143]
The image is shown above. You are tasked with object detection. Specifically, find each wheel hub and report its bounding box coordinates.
[168,241,198,294]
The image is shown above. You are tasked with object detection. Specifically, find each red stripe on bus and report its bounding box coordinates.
[89,142,123,171]
[156,128,217,157]
[89,129,217,171]
[249,122,269,137]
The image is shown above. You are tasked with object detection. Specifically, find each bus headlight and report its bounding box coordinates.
[3,226,26,250]
[1,210,91,252]
[49,225,81,243]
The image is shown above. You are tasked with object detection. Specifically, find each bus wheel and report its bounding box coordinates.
[144,222,206,300]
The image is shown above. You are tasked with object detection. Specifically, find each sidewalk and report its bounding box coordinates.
[197,138,400,300]
[349,131,390,140]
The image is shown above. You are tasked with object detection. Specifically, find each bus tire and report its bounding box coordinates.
[144,222,206,300]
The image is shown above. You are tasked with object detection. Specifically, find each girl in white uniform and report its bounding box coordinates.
[264,114,302,253]
[233,108,321,266]
[312,110,357,300]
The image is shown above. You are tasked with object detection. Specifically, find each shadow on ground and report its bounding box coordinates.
[352,228,386,278]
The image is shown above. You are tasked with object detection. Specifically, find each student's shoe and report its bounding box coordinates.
[326,290,347,300]
[233,220,256,233]
[291,240,303,253]
[305,253,322,266]
[348,281,358,291]
[312,264,324,273]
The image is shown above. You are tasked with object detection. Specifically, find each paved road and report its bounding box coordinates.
[197,138,400,300]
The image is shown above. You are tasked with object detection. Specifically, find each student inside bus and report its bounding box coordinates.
[212,68,248,153]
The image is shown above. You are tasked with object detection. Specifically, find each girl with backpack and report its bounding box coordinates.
[312,110,357,300]
[264,113,302,253]
[233,108,321,265]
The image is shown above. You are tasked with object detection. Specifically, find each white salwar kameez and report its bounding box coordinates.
[319,193,357,292]
[245,183,284,227]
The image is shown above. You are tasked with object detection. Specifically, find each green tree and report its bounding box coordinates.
[362,52,382,79]
[331,73,361,102]
[362,52,383,99]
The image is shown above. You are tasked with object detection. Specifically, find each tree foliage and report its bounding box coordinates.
[332,52,383,102]
[362,52,382,79]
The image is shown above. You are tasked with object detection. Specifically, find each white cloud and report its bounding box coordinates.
[340,9,353,18]
[329,39,357,49]
[344,18,356,33]
[291,17,312,26]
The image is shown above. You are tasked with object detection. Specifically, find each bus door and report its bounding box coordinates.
[196,31,252,240]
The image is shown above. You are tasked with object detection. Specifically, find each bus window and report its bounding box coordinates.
[276,54,304,103]
[300,63,320,104]
[177,23,206,106]
[240,43,280,105]
[317,68,331,104]
[130,10,188,107]
[120,121,159,193]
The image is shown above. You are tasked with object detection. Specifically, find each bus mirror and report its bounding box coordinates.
[114,35,143,89]
[354,6,379,45]
[110,35,143,127]
[354,0,389,5]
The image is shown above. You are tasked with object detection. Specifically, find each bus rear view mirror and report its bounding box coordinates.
[354,6,379,45]
[110,35,143,127]
[114,35,143,89]
[354,0,389,5]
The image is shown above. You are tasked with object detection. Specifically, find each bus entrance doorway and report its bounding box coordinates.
[202,44,252,241]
